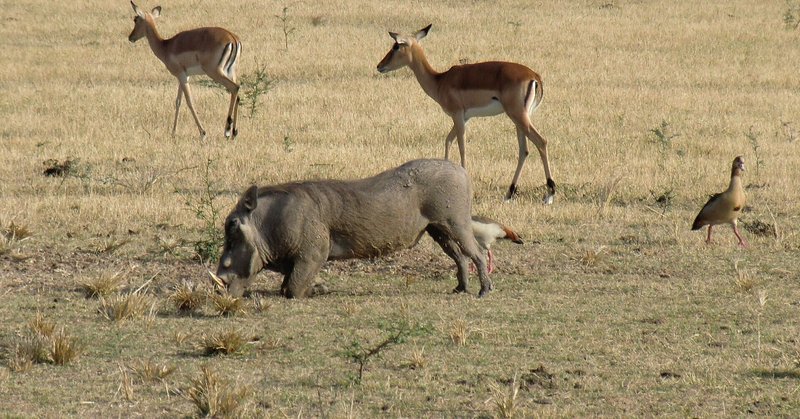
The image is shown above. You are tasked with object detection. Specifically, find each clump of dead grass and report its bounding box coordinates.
[208,291,246,317]
[185,365,250,417]
[487,373,523,418]
[2,221,32,241]
[79,270,126,298]
[407,345,427,370]
[168,280,207,314]
[198,329,250,356]
[449,319,471,346]
[6,313,80,372]
[127,359,177,383]
[99,292,155,322]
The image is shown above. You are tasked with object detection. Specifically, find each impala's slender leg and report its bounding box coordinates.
[506,125,529,200]
[706,225,713,244]
[444,126,457,161]
[507,107,555,204]
[453,116,467,167]
[172,83,183,137]
[206,69,240,139]
[178,75,206,140]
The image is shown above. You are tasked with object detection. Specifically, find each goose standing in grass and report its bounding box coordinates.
[691,156,748,247]
[471,216,524,273]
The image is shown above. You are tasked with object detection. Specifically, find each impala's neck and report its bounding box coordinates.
[407,45,441,101]
[142,18,168,63]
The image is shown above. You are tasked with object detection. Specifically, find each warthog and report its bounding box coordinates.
[213,159,492,298]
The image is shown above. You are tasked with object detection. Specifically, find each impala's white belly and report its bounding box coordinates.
[464,99,504,120]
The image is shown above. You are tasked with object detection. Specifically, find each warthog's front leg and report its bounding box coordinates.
[282,254,326,299]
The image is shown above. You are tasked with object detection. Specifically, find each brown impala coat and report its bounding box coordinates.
[376,24,555,203]
[128,1,241,139]
[215,159,492,298]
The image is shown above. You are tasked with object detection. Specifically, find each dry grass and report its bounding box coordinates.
[99,293,155,322]
[197,329,250,356]
[6,314,80,371]
[3,0,800,416]
[208,291,246,317]
[168,280,207,313]
[449,318,471,347]
[79,270,126,298]
[185,366,250,418]
[487,374,522,419]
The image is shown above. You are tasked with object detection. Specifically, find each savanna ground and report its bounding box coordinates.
[2,0,800,417]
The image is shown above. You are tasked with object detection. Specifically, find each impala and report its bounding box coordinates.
[377,24,555,204]
[128,1,241,140]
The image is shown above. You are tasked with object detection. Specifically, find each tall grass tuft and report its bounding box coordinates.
[79,270,125,298]
[199,329,249,356]
[169,280,207,314]
[488,373,522,418]
[6,313,80,371]
[209,291,246,317]
[99,293,154,321]
[185,366,250,418]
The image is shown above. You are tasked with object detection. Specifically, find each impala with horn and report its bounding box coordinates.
[377,24,555,204]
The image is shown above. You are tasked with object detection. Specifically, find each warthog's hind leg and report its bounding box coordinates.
[426,225,472,294]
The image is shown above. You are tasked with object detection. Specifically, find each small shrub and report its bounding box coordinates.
[239,64,276,118]
[187,159,223,264]
[185,366,250,418]
[275,6,296,51]
[342,319,431,384]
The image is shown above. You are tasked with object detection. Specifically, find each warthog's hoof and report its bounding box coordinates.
[478,287,492,298]
[452,286,468,294]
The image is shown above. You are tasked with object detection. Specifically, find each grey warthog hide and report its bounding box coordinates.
[214,159,492,298]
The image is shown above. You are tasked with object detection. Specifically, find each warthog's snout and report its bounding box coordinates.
[209,269,250,298]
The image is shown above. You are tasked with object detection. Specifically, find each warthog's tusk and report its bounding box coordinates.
[207,269,226,289]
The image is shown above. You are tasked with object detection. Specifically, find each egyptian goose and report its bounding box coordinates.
[691,156,748,247]
[471,216,524,273]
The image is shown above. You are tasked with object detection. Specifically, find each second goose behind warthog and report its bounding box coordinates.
[215,159,493,298]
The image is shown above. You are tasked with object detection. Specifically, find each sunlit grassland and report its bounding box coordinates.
[1,0,800,417]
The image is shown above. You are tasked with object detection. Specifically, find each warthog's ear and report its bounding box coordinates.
[242,185,259,212]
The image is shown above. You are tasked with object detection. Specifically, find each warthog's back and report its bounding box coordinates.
[260,159,472,259]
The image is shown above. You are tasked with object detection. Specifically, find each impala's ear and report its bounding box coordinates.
[415,24,432,40]
[388,31,399,41]
[151,6,161,18]
[241,185,258,212]
[131,1,143,17]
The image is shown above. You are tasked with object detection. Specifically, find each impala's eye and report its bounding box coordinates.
[392,43,400,51]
